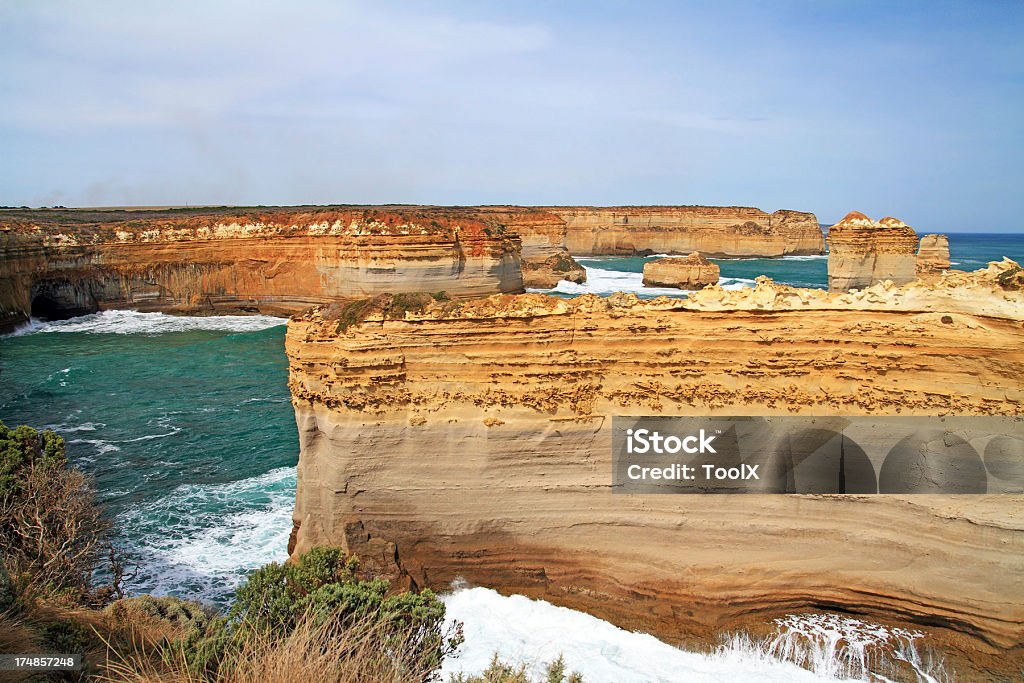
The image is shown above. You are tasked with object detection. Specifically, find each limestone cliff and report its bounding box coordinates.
[287,260,1024,679]
[826,212,919,291]
[550,206,824,257]
[642,252,719,289]
[472,208,587,288]
[917,233,951,273]
[0,207,524,332]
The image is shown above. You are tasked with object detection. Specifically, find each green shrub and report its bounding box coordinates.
[329,296,389,332]
[449,654,583,683]
[385,292,434,319]
[0,421,67,497]
[41,618,90,654]
[329,292,439,333]
[176,547,461,679]
[105,594,214,635]
[0,422,109,604]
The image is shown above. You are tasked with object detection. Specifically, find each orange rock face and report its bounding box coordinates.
[917,233,951,273]
[549,206,824,257]
[642,251,720,288]
[827,212,920,291]
[286,261,1024,679]
[0,206,525,331]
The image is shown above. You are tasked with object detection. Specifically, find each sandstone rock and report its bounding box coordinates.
[550,206,824,257]
[827,211,919,291]
[917,233,951,273]
[642,252,719,289]
[0,207,526,331]
[286,261,1024,678]
[521,252,587,288]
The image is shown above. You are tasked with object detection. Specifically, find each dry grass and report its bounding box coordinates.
[0,611,46,683]
[96,613,439,683]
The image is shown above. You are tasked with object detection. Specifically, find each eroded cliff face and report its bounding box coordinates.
[827,212,920,292]
[466,208,587,288]
[0,207,524,332]
[918,233,951,273]
[550,206,824,257]
[642,252,719,289]
[287,261,1024,678]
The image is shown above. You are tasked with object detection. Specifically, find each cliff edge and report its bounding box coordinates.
[550,206,824,257]
[0,206,525,332]
[286,259,1024,679]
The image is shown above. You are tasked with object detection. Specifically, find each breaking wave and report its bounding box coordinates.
[531,266,755,299]
[117,466,296,604]
[719,614,946,682]
[9,310,286,336]
[441,587,854,682]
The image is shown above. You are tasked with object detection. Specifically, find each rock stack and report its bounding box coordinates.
[642,252,719,289]
[826,212,919,291]
[917,234,951,273]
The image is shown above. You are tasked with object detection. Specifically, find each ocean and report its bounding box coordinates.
[535,232,1024,298]
[2,233,1017,680]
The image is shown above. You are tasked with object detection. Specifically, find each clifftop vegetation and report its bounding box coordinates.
[0,423,580,682]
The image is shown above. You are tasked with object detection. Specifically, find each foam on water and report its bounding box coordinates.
[531,266,756,298]
[8,310,286,336]
[441,587,852,683]
[67,438,121,455]
[117,466,296,603]
[719,614,945,682]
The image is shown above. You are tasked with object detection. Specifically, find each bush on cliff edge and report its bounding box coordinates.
[0,421,111,605]
[143,546,463,681]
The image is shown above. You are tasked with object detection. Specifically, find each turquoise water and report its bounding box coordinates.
[535,232,1024,298]
[0,313,294,602]
[0,233,1021,606]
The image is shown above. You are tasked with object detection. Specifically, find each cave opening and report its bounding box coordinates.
[29,282,98,321]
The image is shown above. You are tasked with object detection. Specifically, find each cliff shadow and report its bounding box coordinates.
[30,279,100,321]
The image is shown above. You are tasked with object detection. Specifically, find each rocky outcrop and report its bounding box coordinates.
[286,260,1024,679]
[479,208,586,288]
[826,212,920,292]
[520,253,587,288]
[0,207,525,332]
[917,234,951,273]
[642,252,719,289]
[3,203,831,324]
[549,206,824,257]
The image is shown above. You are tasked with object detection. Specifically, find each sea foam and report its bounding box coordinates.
[9,310,286,336]
[117,466,296,603]
[530,265,755,298]
[441,587,854,682]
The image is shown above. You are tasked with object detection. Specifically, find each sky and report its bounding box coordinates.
[1,1,1022,231]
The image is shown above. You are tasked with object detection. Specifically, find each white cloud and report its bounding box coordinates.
[0,0,550,130]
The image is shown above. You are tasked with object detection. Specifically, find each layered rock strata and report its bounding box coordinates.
[826,212,919,291]
[0,207,524,332]
[550,206,824,257]
[287,260,1024,679]
[917,233,951,273]
[520,253,587,288]
[478,208,586,288]
[642,252,719,289]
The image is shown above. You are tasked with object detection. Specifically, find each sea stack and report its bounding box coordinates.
[520,253,587,288]
[826,212,919,292]
[642,252,720,289]
[917,234,951,273]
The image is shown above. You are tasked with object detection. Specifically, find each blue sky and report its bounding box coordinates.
[1,1,1022,230]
